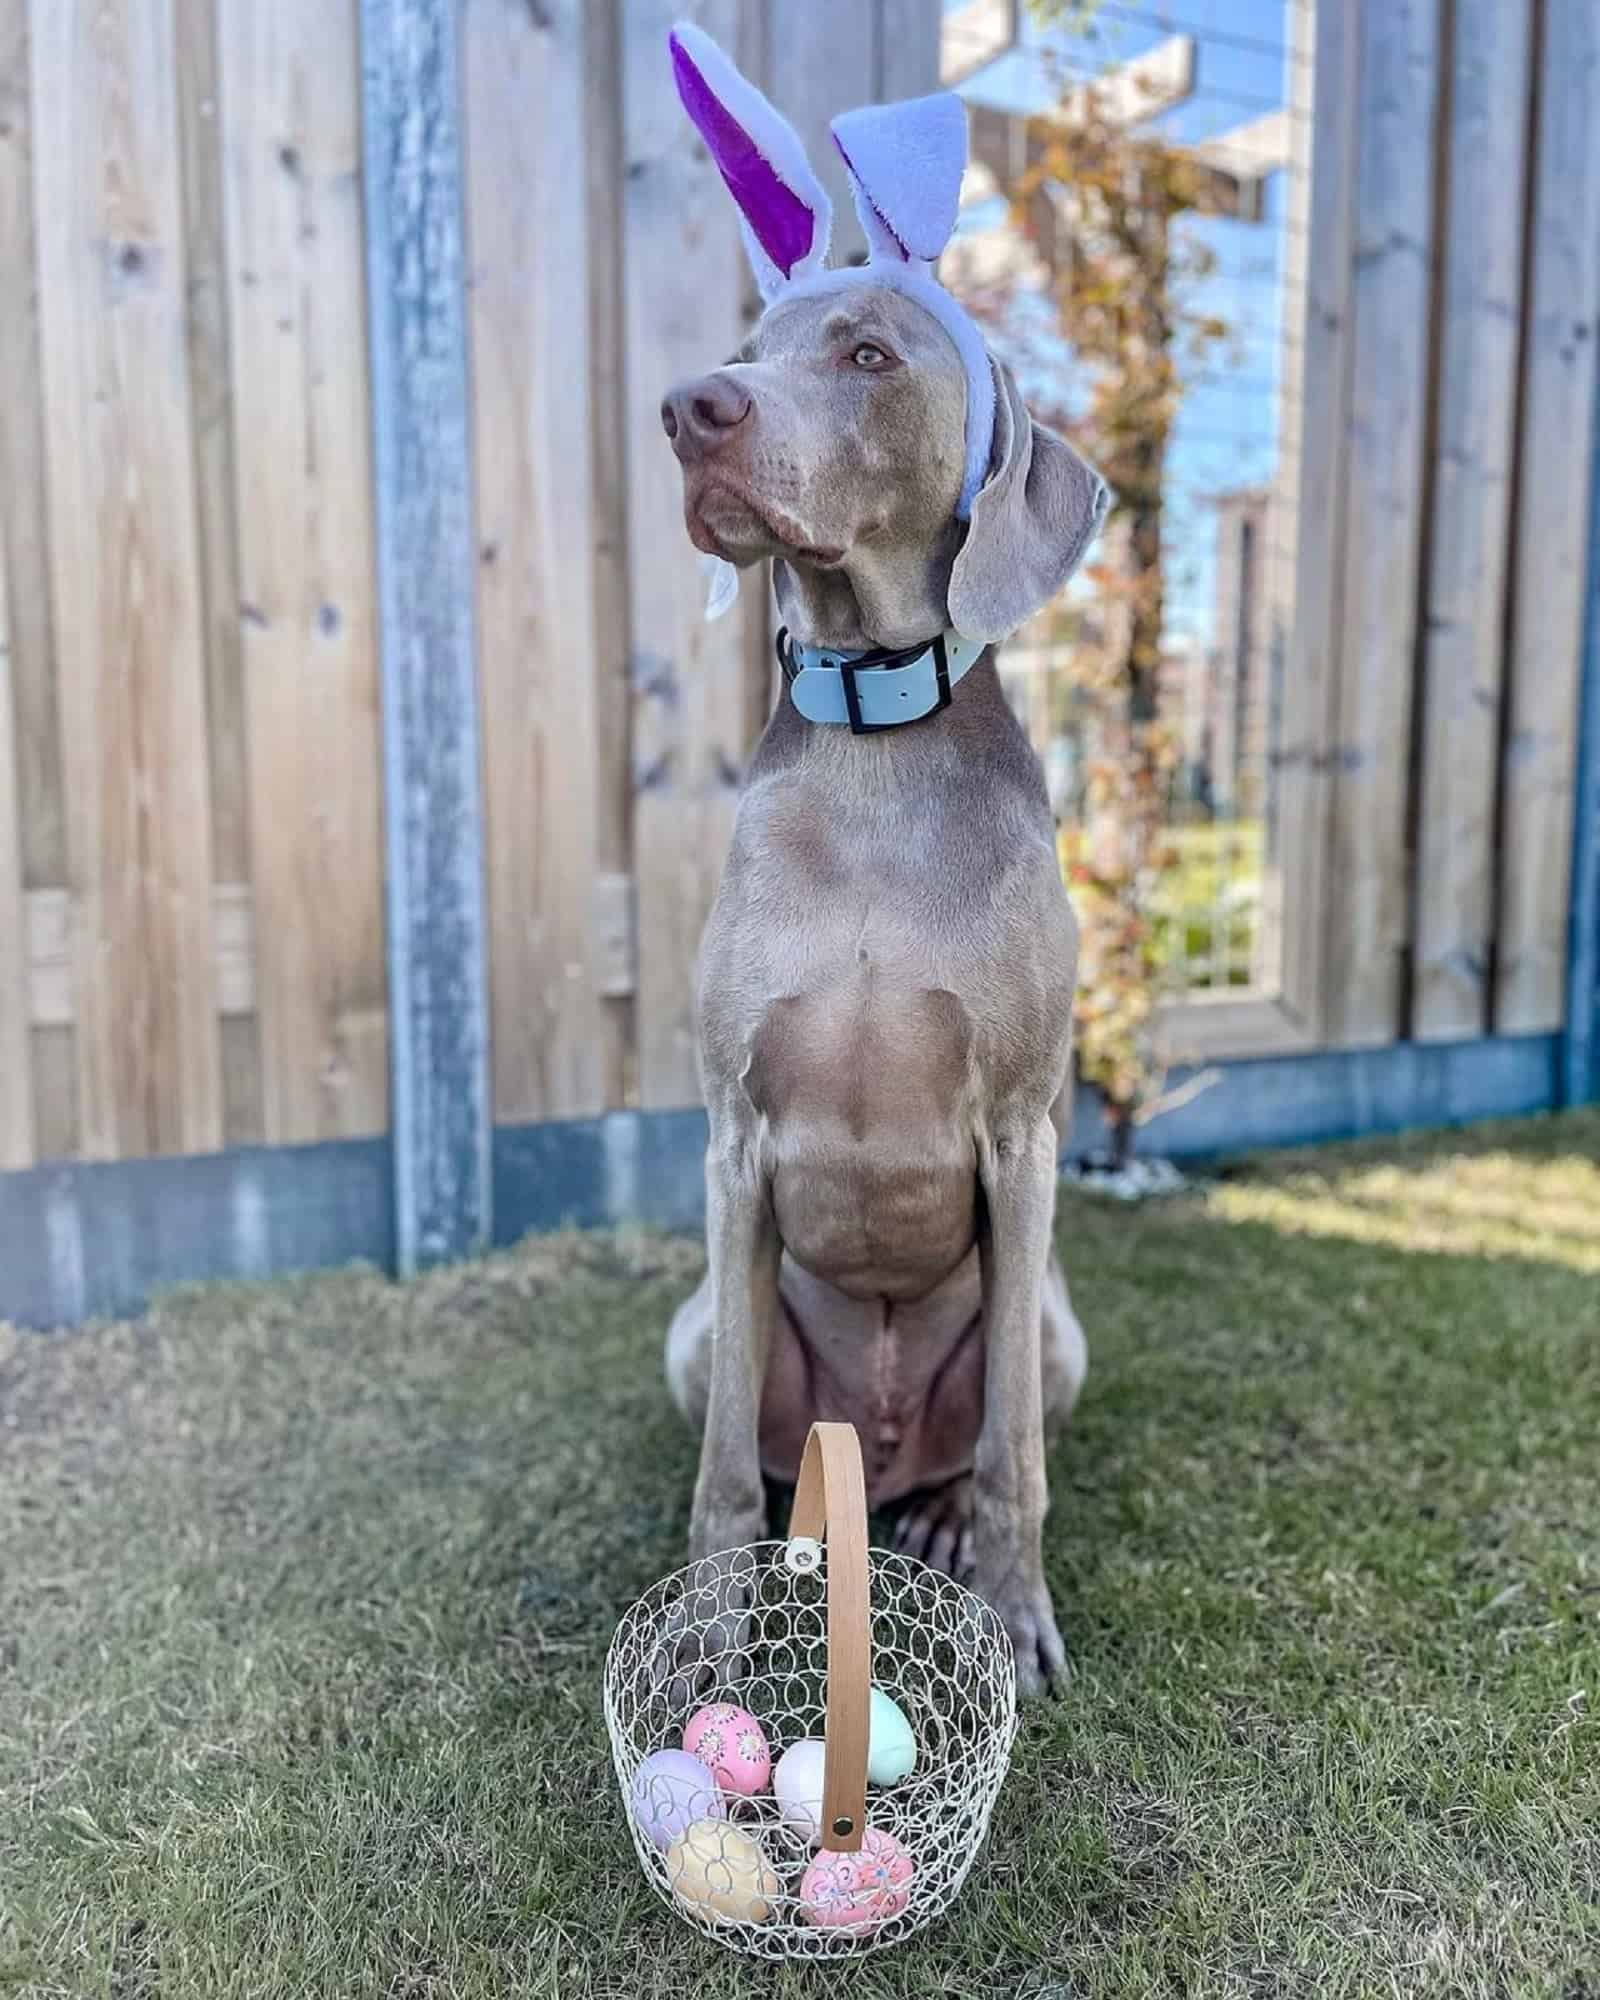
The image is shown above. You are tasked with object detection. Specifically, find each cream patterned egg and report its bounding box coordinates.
[666,1818,781,1925]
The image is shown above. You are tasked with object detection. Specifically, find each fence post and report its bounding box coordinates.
[1564,379,1600,1108]
[359,0,492,1270]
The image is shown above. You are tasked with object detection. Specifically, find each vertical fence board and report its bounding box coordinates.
[1276,0,1361,1038]
[0,557,31,1168]
[1255,0,1313,994]
[622,0,751,1108]
[766,0,878,265]
[1495,0,1600,1035]
[27,1029,80,1160]
[877,0,942,102]
[1412,0,1533,1041]
[361,0,491,1267]
[1,0,79,1160]
[1565,415,1600,1105]
[584,0,636,1109]
[0,0,62,895]
[1323,0,1441,1046]
[219,0,388,1142]
[176,0,263,1143]
[466,0,615,1123]
[30,0,222,1158]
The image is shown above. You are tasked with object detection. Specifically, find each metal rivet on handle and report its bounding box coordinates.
[832,1815,853,1837]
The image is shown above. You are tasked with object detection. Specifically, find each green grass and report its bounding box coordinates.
[4,1113,1599,1998]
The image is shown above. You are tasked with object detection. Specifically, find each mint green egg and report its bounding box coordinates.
[866,1686,917,1785]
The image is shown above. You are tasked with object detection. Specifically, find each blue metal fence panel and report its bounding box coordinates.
[0,1139,394,1331]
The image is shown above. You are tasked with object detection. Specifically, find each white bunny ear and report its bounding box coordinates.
[830,92,968,267]
[669,22,832,302]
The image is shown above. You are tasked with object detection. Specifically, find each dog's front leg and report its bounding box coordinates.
[973,1116,1066,1696]
[689,1131,780,1560]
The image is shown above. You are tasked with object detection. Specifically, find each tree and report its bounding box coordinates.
[954,35,1248,1166]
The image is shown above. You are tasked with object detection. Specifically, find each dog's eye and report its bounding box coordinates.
[851,342,889,369]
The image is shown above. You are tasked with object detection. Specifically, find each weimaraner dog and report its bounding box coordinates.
[657,28,1108,1693]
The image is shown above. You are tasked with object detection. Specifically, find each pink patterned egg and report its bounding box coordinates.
[800,1826,916,1931]
[682,1702,771,1797]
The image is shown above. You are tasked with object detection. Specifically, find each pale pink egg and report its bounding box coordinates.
[682,1702,771,1797]
[800,1826,916,1931]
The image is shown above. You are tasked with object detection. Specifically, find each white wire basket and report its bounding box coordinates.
[604,1422,1018,1959]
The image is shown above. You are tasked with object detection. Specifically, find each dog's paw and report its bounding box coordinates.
[892,1475,975,1582]
[649,1543,760,1708]
[969,1560,1069,1698]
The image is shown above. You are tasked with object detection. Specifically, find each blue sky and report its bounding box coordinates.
[950,0,1295,648]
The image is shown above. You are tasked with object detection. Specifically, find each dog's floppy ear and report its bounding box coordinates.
[948,359,1110,643]
[668,22,832,302]
[830,92,966,268]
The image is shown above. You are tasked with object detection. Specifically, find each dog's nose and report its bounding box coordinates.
[661,372,751,461]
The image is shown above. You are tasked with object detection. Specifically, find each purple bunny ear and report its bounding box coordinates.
[831,92,968,266]
[669,22,832,301]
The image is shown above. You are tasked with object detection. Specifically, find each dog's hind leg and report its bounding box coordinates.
[666,1261,815,1498]
[1041,1247,1088,1431]
[895,1249,1085,1580]
[665,1271,714,1432]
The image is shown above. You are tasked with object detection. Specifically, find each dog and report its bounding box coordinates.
[657,27,1108,1695]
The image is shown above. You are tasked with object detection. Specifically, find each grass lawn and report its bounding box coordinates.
[3,1113,1599,1999]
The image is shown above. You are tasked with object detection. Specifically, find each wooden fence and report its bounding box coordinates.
[1,0,389,1170]
[2,0,1600,1323]
[0,0,938,1179]
[1145,0,1600,1071]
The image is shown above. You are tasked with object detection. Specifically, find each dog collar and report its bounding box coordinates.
[776,626,986,734]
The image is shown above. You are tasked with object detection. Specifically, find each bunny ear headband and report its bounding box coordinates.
[668,22,996,520]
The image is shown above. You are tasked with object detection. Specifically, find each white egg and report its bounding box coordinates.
[772,1737,829,1845]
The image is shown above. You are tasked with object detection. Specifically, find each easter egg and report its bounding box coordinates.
[866,1686,917,1786]
[800,1826,915,1932]
[683,1702,771,1796]
[771,1738,828,1845]
[666,1817,781,1925]
[630,1748,727,1851]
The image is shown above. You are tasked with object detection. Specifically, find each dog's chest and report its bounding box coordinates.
[701,755,1074,1100]
[698,759,1071,1300]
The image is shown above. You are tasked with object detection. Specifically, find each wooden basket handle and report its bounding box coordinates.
[786,1421,870,1854]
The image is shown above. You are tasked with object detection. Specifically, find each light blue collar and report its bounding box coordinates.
[777,627,986,734]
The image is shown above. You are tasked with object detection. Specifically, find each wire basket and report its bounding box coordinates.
[604,1423,1018,1959]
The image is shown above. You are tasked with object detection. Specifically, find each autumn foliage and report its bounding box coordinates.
[958,55,1234,1162]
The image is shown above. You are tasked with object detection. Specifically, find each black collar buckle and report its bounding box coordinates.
[774,627,954,736]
